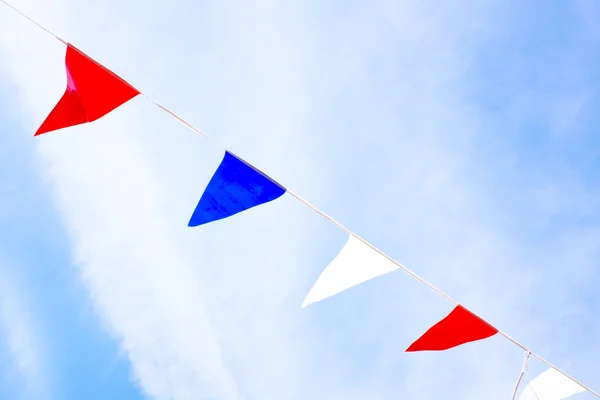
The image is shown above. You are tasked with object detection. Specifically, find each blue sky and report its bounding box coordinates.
[1,0,600,399]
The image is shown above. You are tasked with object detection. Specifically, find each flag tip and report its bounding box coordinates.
[188,218,208,227]
[187,215,203,227]
[300,292,318,308]
[34,126,48,136]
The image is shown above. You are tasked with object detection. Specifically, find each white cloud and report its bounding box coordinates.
[0,0,327,398]
[0,265,48,398]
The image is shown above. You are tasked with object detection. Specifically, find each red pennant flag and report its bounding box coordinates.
[35,44,140,136]
[406,305,498,352]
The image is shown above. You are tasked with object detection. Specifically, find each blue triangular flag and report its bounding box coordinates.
[189,151,286,227]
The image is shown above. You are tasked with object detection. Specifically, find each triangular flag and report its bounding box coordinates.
[36,44,140,135]
[519,368,586,400]
[406,305,498,351]
[188,151,286,227]
[302,235,398,307]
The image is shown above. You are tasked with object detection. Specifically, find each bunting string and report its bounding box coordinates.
[143,95,224,149]
[0,0,66,44]
[512,351,530,400]
[1,0,598,397]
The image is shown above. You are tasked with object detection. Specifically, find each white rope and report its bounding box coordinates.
[1,1,598,397]
[511,351,530,400]
[142,95,225,151]
[0,0,66,44]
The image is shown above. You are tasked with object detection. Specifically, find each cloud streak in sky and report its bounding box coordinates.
[0,265,48,398]
[1,0,329,398]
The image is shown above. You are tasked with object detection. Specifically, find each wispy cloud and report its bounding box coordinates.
[1,0,327,398]
[0,264,48,398]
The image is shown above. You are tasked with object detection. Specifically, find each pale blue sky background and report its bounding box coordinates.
[1,0,600,399]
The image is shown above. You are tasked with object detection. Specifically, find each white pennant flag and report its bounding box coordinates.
[519,368,586,400]
[302,235,398,307]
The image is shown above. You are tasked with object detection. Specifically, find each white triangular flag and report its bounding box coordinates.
[302,235,398,307]
[519,368,586,400]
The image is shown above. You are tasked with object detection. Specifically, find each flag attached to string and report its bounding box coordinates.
[302,235,398,307]
[188,151,286,227]
[35,44,140,136]
[406,305,498,351]
[518,368,586,400]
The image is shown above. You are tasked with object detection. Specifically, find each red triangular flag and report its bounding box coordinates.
[35,44,140,136]
[406,305,498,352]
